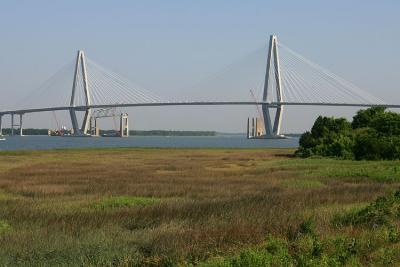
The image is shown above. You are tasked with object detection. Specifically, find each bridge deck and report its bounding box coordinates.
[1,102,399,116]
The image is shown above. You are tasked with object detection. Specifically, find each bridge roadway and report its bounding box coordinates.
[0,101,400,116]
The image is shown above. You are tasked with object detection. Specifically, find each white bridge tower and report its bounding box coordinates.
[262,35,284,138]
[69,50,92,135]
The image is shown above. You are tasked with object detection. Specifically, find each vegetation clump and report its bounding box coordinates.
[332,191,400,228]
[0,220,11,235]
[200,221,363,267]
[296,107,400,160]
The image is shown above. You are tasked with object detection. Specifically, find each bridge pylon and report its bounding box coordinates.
[261,35,284,138]
[69,50,92,136]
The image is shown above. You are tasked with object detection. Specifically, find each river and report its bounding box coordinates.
[0,135,299,151]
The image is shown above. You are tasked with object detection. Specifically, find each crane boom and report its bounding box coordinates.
[249,90,264,127]
[52,111,60,130]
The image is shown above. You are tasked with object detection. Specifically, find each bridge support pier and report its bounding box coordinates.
[246,118,250,138]
[69,108,82,135]
[81,108,92,135]
[0,115,3,136]
[261,35,285,139]
[120,113,129,137]
[19,114,23,136]
[11,114,14,136]
[10,113,23,136]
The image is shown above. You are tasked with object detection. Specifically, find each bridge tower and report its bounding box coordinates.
[262,35,284,138]
[69,50,92,136]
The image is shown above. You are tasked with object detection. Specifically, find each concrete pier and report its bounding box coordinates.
[11,114,14,136]
[120,113,129,137]
[19,114,23,136]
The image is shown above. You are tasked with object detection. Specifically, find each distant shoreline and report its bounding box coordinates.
[1,128,303,137]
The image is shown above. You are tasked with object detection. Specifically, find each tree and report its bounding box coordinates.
[371,111,400,136]
[353,128,382,160]
[299,131,316,149]
[352,106,386,129]
[311,116,351,138]
[296,116,353,158]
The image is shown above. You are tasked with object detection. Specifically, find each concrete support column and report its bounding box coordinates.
[125,117,129,137]
[246,117,250,139]
[255,118,258,136]
[0,115,3,136]
[19,114,23,136]
[81,109,92,135]
[11,114,14,136]
[251,118,255,137]
[69,108,81,135]
[120,113,129,137]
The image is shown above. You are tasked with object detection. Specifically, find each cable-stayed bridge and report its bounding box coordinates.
[0,35,397,138]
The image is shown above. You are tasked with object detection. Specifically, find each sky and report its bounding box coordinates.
[0,0,399,133]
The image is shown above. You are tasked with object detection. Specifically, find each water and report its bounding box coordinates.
[0,135,299,151]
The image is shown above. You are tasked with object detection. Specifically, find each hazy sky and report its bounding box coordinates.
[0,0,399,133]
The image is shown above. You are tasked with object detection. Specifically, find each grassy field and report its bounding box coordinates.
[0,148,400,266]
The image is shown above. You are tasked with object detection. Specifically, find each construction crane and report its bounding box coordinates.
[49,111,68,136]
[249,89,264,128]
[52,111,60,130]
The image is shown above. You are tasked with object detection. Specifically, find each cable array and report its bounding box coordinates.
[9,42,387,113]
[273,43,386,105]
[179,45,267,102]
[85,58,163,106]
[11,60,76,110]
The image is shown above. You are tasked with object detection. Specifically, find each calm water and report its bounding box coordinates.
[0,135,299,151]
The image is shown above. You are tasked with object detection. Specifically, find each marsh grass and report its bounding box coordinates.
[0,148,399,266]
[92,196,161,209]
[281,178,325,189]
